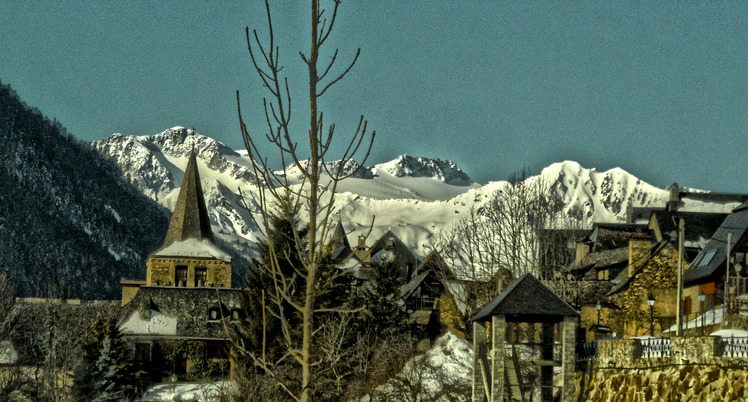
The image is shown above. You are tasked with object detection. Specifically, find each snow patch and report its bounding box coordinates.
[120,310,177,336]
[154,238,232,262]
[141,380,236,401]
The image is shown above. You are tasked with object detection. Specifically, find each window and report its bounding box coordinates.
[208,307,220,321]
[699,250,717,267]
[231,309,241,321]
[175,266,188,286]
[195,268,207,287]
[134,343,151,362]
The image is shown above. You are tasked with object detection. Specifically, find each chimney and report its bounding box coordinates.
[666,183,681,212]
[575,242,590,265]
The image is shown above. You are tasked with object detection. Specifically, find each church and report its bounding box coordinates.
[118,148,240,380]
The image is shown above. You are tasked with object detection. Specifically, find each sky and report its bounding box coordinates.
[1,1,746,192]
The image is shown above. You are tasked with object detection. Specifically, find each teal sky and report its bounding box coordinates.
[1,1,746,191]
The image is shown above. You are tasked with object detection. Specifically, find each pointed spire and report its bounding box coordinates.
[162,149,214,247]
[331,220,350,250]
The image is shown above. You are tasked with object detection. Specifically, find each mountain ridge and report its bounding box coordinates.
[92,128,740,258]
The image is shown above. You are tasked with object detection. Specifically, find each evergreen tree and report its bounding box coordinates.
[234,207,310,392]
[358,260,409,336]
[73,309,133,401]
[235,207,355,396]
[90,336,130,401]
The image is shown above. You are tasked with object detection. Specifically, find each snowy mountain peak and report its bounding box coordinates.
[539,160,666,221]
[372,155,473,186]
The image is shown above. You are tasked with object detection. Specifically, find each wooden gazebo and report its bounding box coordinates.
[471,273,579,402]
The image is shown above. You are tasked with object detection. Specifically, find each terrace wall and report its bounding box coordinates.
[579,337,748,401]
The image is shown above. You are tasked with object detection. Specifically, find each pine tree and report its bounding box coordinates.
[358,260,409,336]
[73,309,133,401]
[91,336,130,401]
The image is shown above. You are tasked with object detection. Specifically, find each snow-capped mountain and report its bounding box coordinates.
[92,128,738,259]
[370,155,473,186]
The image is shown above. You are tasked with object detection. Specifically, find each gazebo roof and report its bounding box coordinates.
[471,273,579,323]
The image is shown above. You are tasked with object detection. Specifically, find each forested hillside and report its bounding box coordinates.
[0,82,169,299]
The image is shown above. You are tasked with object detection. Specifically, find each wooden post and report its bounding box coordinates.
[491,315,506,402]
[541,323,554,401]
[472,320,489,402]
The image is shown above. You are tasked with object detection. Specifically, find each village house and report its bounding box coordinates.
[684,200,748,317]
[569,204,727,338]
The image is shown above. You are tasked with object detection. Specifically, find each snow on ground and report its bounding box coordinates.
[663,307,725,333]
[711,329,748,337]
[359,333,473,401]
[140,381,236,401]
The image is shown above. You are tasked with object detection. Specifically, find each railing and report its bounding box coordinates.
[638,337,671,358]
[576,341,598,362]
[405,297,436,311]
[719,336,748,358]
[728,277,748,297]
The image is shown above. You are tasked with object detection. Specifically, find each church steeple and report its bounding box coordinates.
[162,149,214,247]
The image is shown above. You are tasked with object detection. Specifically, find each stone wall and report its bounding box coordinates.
[146,256,231,288]
[611,242,681,338]
[579,337,748,401]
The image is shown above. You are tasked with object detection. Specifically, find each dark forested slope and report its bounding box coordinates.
[0,82,169,299]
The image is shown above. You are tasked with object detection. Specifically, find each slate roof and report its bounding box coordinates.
[628,207,659,224]
[161,149,215,249]
[329,221,354,263]
[471,273,578,323]
[369,230,419,280]
[571,247,628,272]
[683,206,748,285]
[119,286,240,340]
[607,241,669,296]
[650,210,727,246]
[590,223,650,251]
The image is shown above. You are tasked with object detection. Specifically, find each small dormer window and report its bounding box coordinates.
[231,309,241,321]
[208,308,220,321]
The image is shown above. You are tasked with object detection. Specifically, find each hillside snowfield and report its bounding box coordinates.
[92,127,735,258]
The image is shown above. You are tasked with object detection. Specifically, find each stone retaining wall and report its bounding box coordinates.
[579,337,748,401]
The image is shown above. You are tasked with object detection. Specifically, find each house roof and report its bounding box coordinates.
[590,223,650,251]
[152,238,232,262]
[683,207,748,285]
[369,230,419,279]
[399,271,430,299]
[119,286,240,340]
[471,273,578,323]
[608,241,669,296]
[650,210,727,247]
[571,247,629,272]
[161,149,215,249]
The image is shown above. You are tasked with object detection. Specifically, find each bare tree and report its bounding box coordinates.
[436,170,584,319]
[234,1,374,400]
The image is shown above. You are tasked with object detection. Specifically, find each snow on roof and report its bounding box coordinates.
[153,238,232,262]
[120,309,178,336]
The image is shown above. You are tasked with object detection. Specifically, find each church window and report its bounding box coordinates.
[175,266,188,286]
[195,268,207,287]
